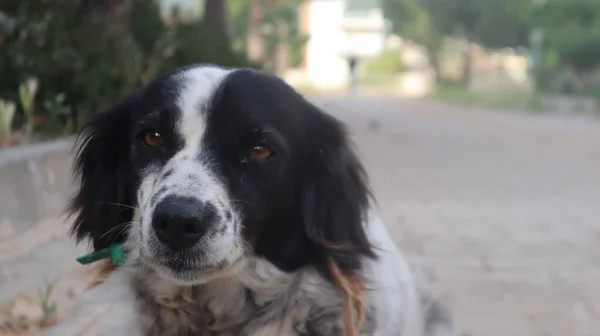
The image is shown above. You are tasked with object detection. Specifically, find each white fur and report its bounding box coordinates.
[176,66,229,160]
[44,211,433,336]
[137,66,244,284]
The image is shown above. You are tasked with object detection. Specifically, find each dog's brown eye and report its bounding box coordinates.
[143,131,164,147]
[248,145,273,160]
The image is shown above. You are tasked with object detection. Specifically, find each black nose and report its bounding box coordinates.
[152,195,216,250]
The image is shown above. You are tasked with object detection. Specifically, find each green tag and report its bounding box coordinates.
[76,244,126,266]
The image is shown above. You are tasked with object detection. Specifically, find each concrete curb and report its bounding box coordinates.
[0,138,76,238]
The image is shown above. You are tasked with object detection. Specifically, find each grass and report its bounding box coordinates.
[38,276,58,327]
[433,82,543,112]
[292,84,344,97]
[0,276,59,334]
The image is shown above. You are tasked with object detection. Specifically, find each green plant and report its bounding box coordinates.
[18,78,39,143]
[41,93,73,138]
[434,82,537,111]
[38,276,58,327]
[532,0,600,75]
[1,0,253,142]
[0,99,16,148]
[364,50,405,76]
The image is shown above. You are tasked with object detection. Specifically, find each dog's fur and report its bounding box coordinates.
[44,65,452,336]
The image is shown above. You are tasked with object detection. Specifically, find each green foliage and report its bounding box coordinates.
[262,0,309,70]
[228,0,309,70]
[382,0,532,75]
[555,30,600,71]
[364,50,405,75]
[473,0,532,49]
[0,0,250,142]
[532,0,600,72]
[167,18,250,69]
[434,82,538,111]
[0,100,16,147]
[228,0,251,54]
[382,0,444,74]
[382,0,439,47]
[384,0,531,46]
[40,93,73,139]
[0,0,309,144]
[18,78,38,143]
[38,276,59,325]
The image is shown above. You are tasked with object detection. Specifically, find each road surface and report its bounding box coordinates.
[314,96,600,336]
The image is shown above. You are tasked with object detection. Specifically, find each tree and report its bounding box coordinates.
[381,0,447,75]
[264,0,303,75]
[0,0,252,143]
[0,0,137,131]
[475,0,532,50]
[228,0,308,72]
[382,0,532,86]
[430,0,531,86]
[247,0,264,63]
[531,0,600,77]
[204,0,228,36]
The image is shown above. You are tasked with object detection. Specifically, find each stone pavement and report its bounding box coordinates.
[2,96,600,335]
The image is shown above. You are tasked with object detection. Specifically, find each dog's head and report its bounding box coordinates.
[69,65,375,284]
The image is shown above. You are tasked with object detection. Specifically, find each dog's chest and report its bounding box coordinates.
[134,274,351,335]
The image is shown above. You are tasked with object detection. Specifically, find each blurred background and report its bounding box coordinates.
[0,0,599,335]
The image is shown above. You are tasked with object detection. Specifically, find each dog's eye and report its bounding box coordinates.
[248,145,273,160]
[142,130,164,147]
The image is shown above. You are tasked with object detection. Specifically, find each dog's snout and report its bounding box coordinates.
[152,196,215,250]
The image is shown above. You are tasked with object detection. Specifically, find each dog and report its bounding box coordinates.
[44,65,452,335]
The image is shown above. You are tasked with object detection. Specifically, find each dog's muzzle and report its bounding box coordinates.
[151,195,217,251]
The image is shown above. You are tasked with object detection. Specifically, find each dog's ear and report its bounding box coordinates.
[301,111,377,277]
[67,95,139,250]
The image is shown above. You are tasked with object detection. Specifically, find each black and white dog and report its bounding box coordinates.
[46,65,452,335]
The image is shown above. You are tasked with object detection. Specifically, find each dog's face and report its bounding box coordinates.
[69,65,375,284]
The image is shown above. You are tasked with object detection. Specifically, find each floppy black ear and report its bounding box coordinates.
[301,112,377,277]
[67,95,139,250]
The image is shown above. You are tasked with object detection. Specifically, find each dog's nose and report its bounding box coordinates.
[152,196,214,250]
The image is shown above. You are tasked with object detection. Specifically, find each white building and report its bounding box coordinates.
[286,0,389,90]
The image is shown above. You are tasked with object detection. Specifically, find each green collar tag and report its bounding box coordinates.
[76,244,126,266]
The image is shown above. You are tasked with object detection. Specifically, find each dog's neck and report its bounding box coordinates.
[129,257,359,335]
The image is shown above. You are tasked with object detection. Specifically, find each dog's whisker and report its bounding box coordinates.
[109,225,133,246]
[230,199,252,205]
[98,221,136,241]
[96,202,140,211]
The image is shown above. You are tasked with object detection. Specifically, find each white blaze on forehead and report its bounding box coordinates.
[176,66,233,153]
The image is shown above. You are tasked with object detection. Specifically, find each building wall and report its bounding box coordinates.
[297,0,387,90]
[304,0,349,89]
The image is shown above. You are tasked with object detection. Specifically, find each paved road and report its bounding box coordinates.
[313,96,600,336]
[3,96,600,335]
